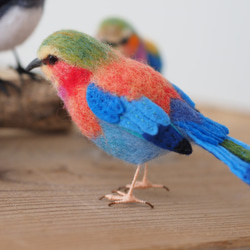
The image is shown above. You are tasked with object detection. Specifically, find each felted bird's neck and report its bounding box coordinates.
[50,61,102,138]
[53,61,92,98]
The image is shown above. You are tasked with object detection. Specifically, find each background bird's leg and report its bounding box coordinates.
[12,49,42,84]
[99,165,154,208]
[0,78,20,96]
[118,163,169,191]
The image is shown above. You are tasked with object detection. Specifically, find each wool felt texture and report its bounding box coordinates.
[170,99,250,183]
[33,29,250,185]
[171,83,196,109]
[146,51,162,73]
[93,121,169,164]
[99,17,136,34]
[39,30,118,72]
[97,17,163,72]
[87,83,192,154]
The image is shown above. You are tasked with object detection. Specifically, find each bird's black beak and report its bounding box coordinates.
[26,58,43,71]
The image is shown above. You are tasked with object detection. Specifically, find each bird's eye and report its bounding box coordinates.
[43,55,58,66]
[102,40,118,47]
[103,37,130,48]
[48,55,58,65]
[119,37,129,45]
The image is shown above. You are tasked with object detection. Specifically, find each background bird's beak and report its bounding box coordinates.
[26,58,43,71]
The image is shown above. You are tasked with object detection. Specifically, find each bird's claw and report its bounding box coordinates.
[99,195,106,200]
[116,186,129,192]
[162,185,170,192]
[99,191,154,208]
[10,65,43,84]
[108,201,154,209]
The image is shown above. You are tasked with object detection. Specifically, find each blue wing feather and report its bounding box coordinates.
[120,97,159,135]
[170,99,229,144]
[86,83,192,154]
[171,83,196,108]
[87,83,250,184]
[86,83,124,123]
[132,96,170,126]
[147,52,162,72]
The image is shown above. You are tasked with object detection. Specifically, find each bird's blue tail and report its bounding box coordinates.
[189,134,250,184]
[171,99,250,184]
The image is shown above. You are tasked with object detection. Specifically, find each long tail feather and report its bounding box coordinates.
[188,133,250,184]
[221,137,250,162]
[170,99,250,184]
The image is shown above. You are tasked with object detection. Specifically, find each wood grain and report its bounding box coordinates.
[0,106,250,250]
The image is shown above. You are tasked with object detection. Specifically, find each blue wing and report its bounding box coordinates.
[170,99,229,145]
[147,52,162,73]
[86,83,192,155]
[171,83,196,109]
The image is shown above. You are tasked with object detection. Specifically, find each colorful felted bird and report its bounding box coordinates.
[0,0,45,95]
[97,17,163,72]
[27,30,250,208]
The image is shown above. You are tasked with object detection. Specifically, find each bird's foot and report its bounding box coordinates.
[11,64,42,83]
[0,79,20,96]
[11,49,43,83]
[99,190,154,208]
[118,180,169,192]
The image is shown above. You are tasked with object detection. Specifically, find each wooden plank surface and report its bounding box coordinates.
[0,106,250,250]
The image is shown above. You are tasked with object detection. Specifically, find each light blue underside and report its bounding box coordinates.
[92,121,168,164]
[87,83,186,163]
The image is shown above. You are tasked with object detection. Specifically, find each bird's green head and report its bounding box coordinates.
[97,17,139,58]
[38,29,117,70]
[26,30,119,89]
[99,17,135,33]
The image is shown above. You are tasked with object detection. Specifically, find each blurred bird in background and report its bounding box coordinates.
[97,17,163,73]
[27,30,250,208]
[0,0,45,95]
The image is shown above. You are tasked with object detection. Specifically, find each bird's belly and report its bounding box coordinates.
[92,121,168,164]
[0,6,43,51]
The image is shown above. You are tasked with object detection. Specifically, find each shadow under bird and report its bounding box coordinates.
[0,0,45,95]
[27,30,250,208]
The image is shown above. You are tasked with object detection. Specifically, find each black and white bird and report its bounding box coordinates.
[0,0,45,95]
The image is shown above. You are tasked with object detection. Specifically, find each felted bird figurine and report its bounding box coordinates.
[27,30,250,208]
[0,0,45,95]
[97,17,163,73]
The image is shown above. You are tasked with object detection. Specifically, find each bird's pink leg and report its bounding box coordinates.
[99,165,154,208]
[118,163,169,191]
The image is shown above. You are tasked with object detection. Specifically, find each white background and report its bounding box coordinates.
[1,0,250,113]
